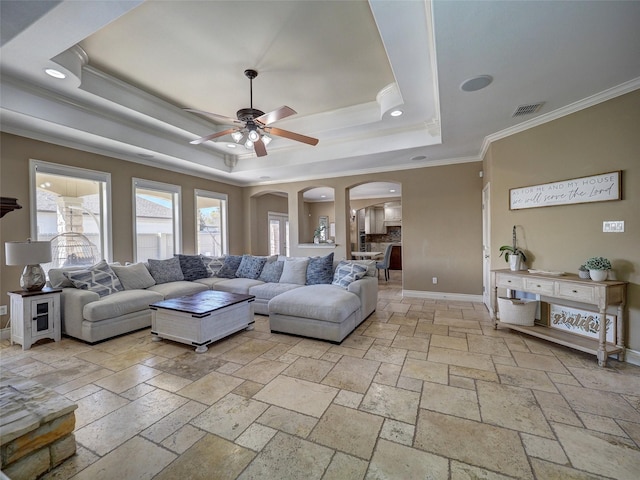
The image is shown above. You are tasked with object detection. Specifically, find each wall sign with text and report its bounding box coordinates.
[510,171,621,210]
[549,304,615,343]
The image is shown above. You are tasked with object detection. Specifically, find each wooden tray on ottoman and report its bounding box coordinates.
[150,291,255,353]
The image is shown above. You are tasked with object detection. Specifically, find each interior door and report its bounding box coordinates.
[268,212,289,256]
[482,184,492,313]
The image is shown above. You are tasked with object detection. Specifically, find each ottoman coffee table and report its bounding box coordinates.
[150,290,255,353]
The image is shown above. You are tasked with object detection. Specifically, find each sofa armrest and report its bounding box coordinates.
[347,276,378,318]
[60,288,100,338]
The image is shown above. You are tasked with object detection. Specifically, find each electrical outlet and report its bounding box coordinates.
[432,277,438,284]
[0,305,7,316]
[603,220,625,232]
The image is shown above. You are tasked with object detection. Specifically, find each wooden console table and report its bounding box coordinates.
[492,269,627,367]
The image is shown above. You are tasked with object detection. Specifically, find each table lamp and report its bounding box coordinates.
[5,239,52,291]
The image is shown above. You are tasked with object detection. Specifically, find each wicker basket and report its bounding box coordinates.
[497,297,537,326]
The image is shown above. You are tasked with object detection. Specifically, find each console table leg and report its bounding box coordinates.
[195,345,208,354]
[597,306,607,367]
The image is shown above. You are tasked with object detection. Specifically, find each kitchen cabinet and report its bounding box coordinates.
[364,207,385,234]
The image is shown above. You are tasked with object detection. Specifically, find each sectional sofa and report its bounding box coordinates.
[48,253,378,344]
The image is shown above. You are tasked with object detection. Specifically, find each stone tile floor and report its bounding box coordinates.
[2,271,640,479]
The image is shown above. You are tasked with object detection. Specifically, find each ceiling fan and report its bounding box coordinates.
[186,69,319,157]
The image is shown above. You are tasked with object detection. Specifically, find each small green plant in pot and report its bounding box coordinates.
[313,225,326,244]
[584,256,611,281]
[578,264,590,279]
[499,225,527,271]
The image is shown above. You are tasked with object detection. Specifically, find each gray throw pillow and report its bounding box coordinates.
[216,255,242,278]
[332,261,368,289]
[63,260,124,297]
[147,257,184,284]
[236,255,268,279]
[279,258,309,285]
[258,261,284,283]
[111,263,156,290]
[175,254,209,281]
[306,252,334,285]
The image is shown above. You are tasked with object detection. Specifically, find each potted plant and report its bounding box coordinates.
[313,225,325,244]
[499,225,527,271]
[578,264,590,279]
[584,256,611,281]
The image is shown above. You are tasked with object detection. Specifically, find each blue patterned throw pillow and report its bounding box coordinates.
[306,252,334,285]
[216,255,243,278]
[236,255,268,279]
[63,260,124,297]
[175,254,209,281]
[331,261,368,289]
[147,257,184,284]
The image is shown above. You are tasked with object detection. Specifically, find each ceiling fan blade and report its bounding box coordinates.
[253,137,268,157]
[254,106,297,126]
[266,127,319,146]
[190,128,238,145]
[184,108,242,125]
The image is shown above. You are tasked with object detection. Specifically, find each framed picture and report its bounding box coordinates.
[510,171,621,210]
[319,216,328,242]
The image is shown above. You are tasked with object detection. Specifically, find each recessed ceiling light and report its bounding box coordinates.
[411,155,427,161]
[321,195,327,198]
[460,75,493,92]
[390,110,403,117]
[227,144,236,148]
[389,189,396,193]
[45,68,66,79]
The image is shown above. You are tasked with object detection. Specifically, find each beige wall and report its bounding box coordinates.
[0,133,244,327]
[245,161,484,294]
[485,89,640,351]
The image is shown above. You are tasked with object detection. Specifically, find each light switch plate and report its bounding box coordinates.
[0,305,7,316]
[603,221,624,232]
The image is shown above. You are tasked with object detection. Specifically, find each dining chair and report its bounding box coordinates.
[376,243,394,281]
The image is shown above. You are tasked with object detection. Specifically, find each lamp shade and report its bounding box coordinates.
[5,240,52,265]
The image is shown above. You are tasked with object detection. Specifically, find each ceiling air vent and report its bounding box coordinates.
[512,102,544,117]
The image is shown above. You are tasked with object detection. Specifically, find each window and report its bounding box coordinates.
[268,212,289,256]
[30,160,112,272]
[195,189,228,256]
[133,178,181,262]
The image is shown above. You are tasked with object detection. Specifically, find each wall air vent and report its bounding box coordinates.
[512,102,545,117]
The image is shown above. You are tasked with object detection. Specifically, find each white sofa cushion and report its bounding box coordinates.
[83,289,164,322]
[147,281,208,299]
[269,284,360,323]
[214,278,263,294]
[249,282,302,301]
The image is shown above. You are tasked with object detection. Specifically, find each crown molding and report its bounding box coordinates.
[480,77,640,160]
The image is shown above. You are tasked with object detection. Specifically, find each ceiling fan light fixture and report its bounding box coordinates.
[248,129,260,142]
[262,134,272,146]
[244,139,254,149]
[231,131,243,143]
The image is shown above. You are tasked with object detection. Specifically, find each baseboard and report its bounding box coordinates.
[625,348,640,366]
[0,328,10,341]
[402,290,483,303]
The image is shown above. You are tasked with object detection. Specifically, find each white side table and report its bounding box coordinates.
[8,288,62,350]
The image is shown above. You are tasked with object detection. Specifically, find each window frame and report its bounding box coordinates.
[29,159,113,263]
[132,178,182,262]
[194,189,228,256]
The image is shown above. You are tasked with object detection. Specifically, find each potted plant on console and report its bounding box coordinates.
[499,225,527,271]
[584,256,611,281]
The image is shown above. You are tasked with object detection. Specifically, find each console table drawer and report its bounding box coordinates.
[523,278,555,295]
[556,283,596,303]
[496,274,523,290]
